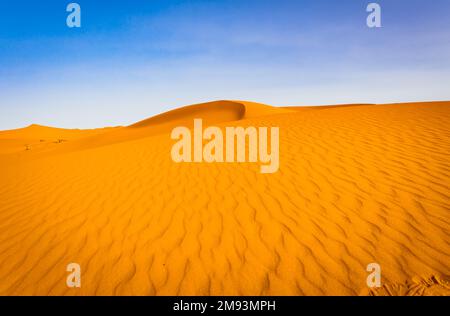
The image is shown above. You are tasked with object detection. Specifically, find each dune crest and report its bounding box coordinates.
[0,123,114,140]
[129,100,246,129]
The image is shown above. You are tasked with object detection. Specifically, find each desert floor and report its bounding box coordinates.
[0,100,449,295]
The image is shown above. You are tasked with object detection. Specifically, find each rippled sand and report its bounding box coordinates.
[0,101,449,295]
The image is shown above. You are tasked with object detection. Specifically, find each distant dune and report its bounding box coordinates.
[0,100,449,295]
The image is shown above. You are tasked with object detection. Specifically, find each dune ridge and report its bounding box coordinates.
[0,100,449,295]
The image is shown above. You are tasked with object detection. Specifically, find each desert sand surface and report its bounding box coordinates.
[0,100,449,296]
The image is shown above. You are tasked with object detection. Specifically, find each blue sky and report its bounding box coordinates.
[1,0,449,129]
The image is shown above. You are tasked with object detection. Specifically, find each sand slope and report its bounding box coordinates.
[0,100,449,295]
[0,124,117,155]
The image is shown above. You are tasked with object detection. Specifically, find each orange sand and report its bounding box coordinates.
[0,100,449,296]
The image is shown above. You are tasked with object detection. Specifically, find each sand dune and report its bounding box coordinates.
[0,124,118,156]
[0,100,449,295]
[130,100,246,128]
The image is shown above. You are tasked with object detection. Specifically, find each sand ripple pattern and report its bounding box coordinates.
[0,101,449,295]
